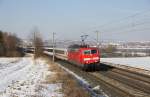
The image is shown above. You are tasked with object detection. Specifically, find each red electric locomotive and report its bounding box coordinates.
[67,44,100,70]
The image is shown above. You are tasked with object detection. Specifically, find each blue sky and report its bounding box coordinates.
[0,0,150,41]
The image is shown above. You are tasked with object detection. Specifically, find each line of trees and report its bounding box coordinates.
[0,30,22,57]
[101,45,117,53]
[100,45,119,57]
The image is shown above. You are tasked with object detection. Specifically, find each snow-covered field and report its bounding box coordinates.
[101,57,150,71]
[0,57,63,97]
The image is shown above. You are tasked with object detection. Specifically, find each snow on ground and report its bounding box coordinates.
[0,57,63,97]
[0,58,20,69]
[101,57,150,71]
[0,58,20,64]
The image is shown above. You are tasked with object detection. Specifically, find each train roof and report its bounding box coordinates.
[68,44,88,48]
[68,44,98,49]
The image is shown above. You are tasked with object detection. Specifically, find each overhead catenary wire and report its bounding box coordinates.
[101,20,150,33]
[85,9,150,33]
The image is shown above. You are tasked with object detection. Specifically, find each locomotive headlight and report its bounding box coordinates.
[84,58,91,61]
[93,57,99,60]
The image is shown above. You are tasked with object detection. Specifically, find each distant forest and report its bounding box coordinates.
[0,30,24,57]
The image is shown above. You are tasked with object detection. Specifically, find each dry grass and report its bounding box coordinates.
[44,57,90,97]
[62,74,90,97]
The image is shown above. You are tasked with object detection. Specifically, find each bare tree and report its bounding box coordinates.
[0,31,5,56]
[30,27,44,58]
[4,33,21,56]
[0,31,22,57]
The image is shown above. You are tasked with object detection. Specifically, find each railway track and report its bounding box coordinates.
[55,59,150,97]
[98,65,150,94]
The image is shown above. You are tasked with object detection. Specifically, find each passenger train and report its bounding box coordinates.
[44,44,100,70]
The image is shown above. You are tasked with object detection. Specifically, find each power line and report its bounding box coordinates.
[84,9,150,33]
[103,27,150,35]
[101,20,150,33]
[98,9,150,28]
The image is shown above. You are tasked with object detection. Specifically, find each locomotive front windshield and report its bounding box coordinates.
[84,50,91,54]
[91,49,97,54]
[83,49,97,54]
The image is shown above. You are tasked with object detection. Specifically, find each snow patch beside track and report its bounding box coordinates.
[0,57,63,97]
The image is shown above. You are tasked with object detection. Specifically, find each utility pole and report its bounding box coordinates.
[95,30,99,48]
[52,32,56,62]
[34,31,36,59]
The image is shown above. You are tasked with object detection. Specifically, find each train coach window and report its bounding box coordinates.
[55,50,64,54]
[91,50,97,54]
[84,50,91,54]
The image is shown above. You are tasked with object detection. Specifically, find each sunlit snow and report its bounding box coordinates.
[101,57,150,71]
[0,57,63,97]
